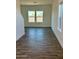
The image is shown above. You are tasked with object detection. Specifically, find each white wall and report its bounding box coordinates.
[16,0,25,41]
[51,0,63,48]
[21,5,52,27]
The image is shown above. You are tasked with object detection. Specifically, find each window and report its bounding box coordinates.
[58,3,63,32]
[28,11,35,22]
[36,11,43,22]
[28,11,43,23]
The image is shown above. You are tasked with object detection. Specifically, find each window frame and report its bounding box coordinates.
[28,11,35,23]
[58,3,63,32]
[36,11,44,23]
[28,10,44,23]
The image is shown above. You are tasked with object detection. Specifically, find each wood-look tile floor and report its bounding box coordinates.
[16,28,63,59]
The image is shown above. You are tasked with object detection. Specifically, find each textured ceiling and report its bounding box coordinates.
[20,0,53,5]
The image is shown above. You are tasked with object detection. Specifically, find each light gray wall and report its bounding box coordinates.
[51,0,63,48]
[16,0,25,41]
[21,5,52,27]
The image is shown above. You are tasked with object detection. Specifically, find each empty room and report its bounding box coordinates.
[16,0,63,59]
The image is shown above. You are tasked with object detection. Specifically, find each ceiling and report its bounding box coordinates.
[20,0,53,5]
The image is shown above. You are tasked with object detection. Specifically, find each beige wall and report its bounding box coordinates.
[51,0,63,47]
[16,0,25,41]
[21,5,52,27]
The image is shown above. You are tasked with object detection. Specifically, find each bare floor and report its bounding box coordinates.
[16,28,63,59]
